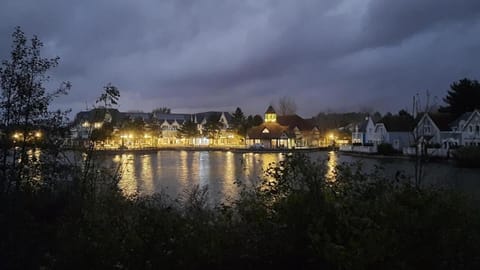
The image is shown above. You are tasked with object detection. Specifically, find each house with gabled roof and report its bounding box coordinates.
[449,110,480,146]
[246,106,320,149]
[352,116,376,145]
[413,113,456,147]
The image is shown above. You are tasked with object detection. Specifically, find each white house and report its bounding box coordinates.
[449,110,480,146]
[352,116,376,144]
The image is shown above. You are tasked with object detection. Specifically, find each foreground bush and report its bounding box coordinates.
[453,146,480,168]
[1,154,479,269]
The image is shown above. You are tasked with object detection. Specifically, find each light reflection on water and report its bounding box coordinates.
[109,151,480,203]
[326,151,338,181]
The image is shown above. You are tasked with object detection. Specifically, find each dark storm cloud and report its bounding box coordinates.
[1,0,480,117]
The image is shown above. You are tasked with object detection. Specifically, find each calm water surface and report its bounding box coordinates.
[105,151,480,203]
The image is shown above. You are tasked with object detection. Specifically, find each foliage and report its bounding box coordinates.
[203,115,222,140]
[452,146,480,168]
[377,143,398,155]
[379,110,415,131]
[231,107,246,134]
[0,27,70,193]
[152,107,171,114]
[313,112,369,130]
[96,83,120,108]
[1,150,480,269]
[177,120,199,142]
[440,78,480,118]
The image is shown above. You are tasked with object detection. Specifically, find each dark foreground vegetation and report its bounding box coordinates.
[1,153,480,269]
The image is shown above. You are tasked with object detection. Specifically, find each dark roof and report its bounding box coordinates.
[415,113,455,131]
[449,111,473,129]
[356,117,372,132]
[265,105,276,114]
[155,113,193,122]
[429,113,455,131]
[277,115,315,131]
[73,108,122,125]
[380,115,415,132]
[247,123,291,139]
[195,111,232,123]
[122,112,153,121]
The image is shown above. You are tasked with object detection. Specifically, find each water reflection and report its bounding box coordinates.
[326,151,338,181]
[140,155,154,194]
[106,151,480,203]
[117,154,137,196]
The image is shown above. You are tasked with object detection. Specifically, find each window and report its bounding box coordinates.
[423,126,431,134]
[469,126,473,132]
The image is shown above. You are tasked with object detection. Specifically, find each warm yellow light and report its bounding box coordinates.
[128,134,133,139]
[82,121,90,127]
[12,133,20,139]
[120,134,127,138]
[144,134,151,139]
[35,131,42,138]
[329,134,334,140]
[93,122,103,129]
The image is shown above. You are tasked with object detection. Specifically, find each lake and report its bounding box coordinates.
[104,151,480,203]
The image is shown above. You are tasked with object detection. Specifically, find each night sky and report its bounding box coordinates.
[1,0,480,117]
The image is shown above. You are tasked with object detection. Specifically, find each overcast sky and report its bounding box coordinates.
[1,0,480,117]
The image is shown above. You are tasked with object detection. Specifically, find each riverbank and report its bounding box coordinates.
[338,150,456,164]
[85,146,333,155]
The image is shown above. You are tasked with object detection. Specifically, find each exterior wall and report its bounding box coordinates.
[460,112,480,146]
[340,145,377,153]
[388,132,414,151]
[413,115,441,145]
[364,118,376,144]
[373,124,389,145]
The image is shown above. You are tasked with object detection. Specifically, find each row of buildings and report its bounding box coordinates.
[347,110,480,155]
[70,106,329,149]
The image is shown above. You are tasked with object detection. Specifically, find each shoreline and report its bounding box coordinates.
[83,146,334,155]
[338,150,455,164]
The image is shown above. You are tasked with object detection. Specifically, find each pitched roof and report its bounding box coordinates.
[449,111,472,129]
[381,116,415,132]
[277,115,315,131]
[356,117,372,132]
[429,113,455,131]
[155,113,193,122]
[247,123,291,139]
[265,105,276,114]
[73,108,122,124]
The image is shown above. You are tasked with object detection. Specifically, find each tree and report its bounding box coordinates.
[440,78,480,118]
[0,27,70,192]
[203,115,223,144]
[91,83,120,143]
[277,96,297,116]
[178,120,199,144]
[231,107,246,134]
[252,114,263,126]
[96,83,120,108]
[152,107,171,114]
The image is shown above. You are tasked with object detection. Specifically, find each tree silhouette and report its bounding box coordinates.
[440,78,480,117]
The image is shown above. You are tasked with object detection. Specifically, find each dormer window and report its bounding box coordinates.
[262,128,270,134]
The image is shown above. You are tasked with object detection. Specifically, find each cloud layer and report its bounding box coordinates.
[1,0,480,117]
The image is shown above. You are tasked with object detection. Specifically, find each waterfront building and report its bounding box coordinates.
[246,106,320,149]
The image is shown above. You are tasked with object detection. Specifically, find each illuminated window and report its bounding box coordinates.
[265,113,276,123]
[94,122,103,129]
[262,128,270,133]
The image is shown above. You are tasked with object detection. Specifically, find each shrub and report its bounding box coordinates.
[377,143,398,155]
